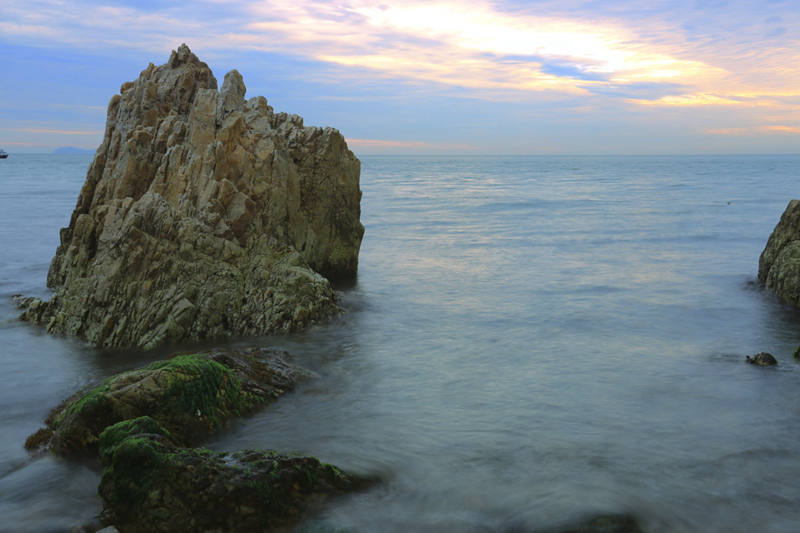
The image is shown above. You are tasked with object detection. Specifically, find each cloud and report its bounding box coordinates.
[240,0,730,95]
[2,0,800,152]
[765,125,800,134]
[12,128,102,135]
[705,125,800,136]
[705,128,749,136]
[0,0,740,97]
[346,138,474,151]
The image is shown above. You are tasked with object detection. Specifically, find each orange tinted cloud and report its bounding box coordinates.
[765,125,800,134]
[705,128,749,136]
[14,128,102,135]
[346,138,474,151]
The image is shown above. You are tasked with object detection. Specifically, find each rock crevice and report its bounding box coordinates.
[17,44,363,348]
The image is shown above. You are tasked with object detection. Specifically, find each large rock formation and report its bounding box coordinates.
[759,200,800,306]
[17,44,363,348]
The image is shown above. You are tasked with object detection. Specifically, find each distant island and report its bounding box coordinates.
[53,146,93,154]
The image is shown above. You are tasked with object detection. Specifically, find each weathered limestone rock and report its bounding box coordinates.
[17,44,363,348]
[25,347,305,457]
[97,417,369,533]
[758,200,800,306]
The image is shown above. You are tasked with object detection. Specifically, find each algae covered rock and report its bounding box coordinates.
[98,417,367,533]
[17,44,363,348]
[746,352,778,366]
[758,199,800,306]
[26,347,303,456]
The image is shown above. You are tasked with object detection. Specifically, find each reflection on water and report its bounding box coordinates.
[2,155,800,532]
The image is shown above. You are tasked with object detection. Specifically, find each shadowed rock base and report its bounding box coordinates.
[504,513,646,533]
[98,417,372,533]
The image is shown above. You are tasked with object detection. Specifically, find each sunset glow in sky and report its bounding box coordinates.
[1,0,798,154]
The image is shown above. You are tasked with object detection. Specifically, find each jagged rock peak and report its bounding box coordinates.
[16,45,364,349]
[217,69,246,122]
[169,43,200,67]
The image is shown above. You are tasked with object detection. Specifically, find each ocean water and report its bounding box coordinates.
[1,153,800,532]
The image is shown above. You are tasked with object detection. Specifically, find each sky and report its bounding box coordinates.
[1,0,799,155]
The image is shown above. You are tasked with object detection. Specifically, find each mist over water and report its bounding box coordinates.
[2,154,800,532]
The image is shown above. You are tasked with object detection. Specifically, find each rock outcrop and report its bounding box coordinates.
[97,416,370,532]
[25,347,305,457]
[758,200,800,306]
[16,44,363,348]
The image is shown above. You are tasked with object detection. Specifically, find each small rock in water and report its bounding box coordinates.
[746,352,778,366]
[505,512,646,533]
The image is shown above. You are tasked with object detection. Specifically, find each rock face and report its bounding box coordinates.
[97,417,369,533]
[25,347,305,457]
[758,200,800,306]
[17,44,363,348]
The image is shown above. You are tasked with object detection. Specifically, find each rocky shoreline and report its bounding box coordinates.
[16,45,371,532]
[24,338,378,530]
[27,347,372,532]
[14,45,665,533]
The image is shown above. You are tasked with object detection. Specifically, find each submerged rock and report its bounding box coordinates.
[746,352,778,366]
[16,44,363,349]
[25,347,304,456]
[98,417,368,533]
[758,199,800,306]
[520,513,646,533]
[555,514,645,533]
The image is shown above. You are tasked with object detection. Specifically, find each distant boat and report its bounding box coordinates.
[0,149,7,159]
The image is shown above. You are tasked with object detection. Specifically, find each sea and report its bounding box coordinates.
[1,153,800,533]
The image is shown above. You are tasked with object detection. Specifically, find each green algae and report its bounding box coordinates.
[145,353,253,431]
[53,380,111,427]
[34,349,290,456]
[97,417,366,533]
[98,416,174,460]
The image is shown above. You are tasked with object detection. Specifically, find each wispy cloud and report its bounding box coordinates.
[347,139,438,148]
[0,0,750,96]
[706,125,800,136]
[347,138,474,151]
[12,128,102,135]
[1,0,799,152]
[765,125,800,134]
[239,0,729,96]
[705,128,749,136]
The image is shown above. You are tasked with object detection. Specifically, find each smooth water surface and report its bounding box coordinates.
[1,154,800,532]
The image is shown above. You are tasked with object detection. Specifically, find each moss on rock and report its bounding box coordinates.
[98,417,370,532]
[26,347,305,456]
